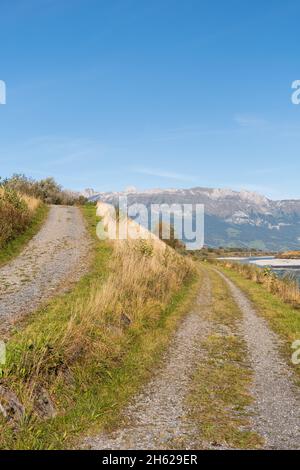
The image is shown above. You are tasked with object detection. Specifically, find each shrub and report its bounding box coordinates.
[157,221,185,251]
[1,212,195,421]
[0,188,40,248]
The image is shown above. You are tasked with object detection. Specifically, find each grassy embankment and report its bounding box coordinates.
[0,205,199,449]
[0,188,48,267]
[216,261,300,384]
[187,267,262,449]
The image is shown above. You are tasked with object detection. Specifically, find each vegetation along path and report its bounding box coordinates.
[216,269,300,449]
[0,205,90,331]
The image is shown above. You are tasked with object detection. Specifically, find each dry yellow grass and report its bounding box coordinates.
[12,237,194,390]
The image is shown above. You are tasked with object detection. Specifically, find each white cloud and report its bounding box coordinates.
[234,114,268,128]
[132,167,196,182]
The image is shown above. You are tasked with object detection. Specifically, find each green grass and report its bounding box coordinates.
[187,267,262,449]
[0,204,49,268]
[0,205,200,449]
[217,265,300,383]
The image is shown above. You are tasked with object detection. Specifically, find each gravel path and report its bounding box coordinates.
[217,270,300,450]
[85,274,212,450]
[0,205,90,330]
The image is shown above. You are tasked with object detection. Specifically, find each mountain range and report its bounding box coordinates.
[83,187,300,251]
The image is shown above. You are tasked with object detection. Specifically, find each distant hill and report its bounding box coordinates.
[85,187,300,251]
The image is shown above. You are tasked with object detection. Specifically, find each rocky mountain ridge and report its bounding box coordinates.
[84,187,300,251]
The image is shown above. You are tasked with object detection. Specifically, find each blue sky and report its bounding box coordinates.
[1,0,300,199]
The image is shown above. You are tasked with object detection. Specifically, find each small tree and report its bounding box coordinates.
[157,221,185,250]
